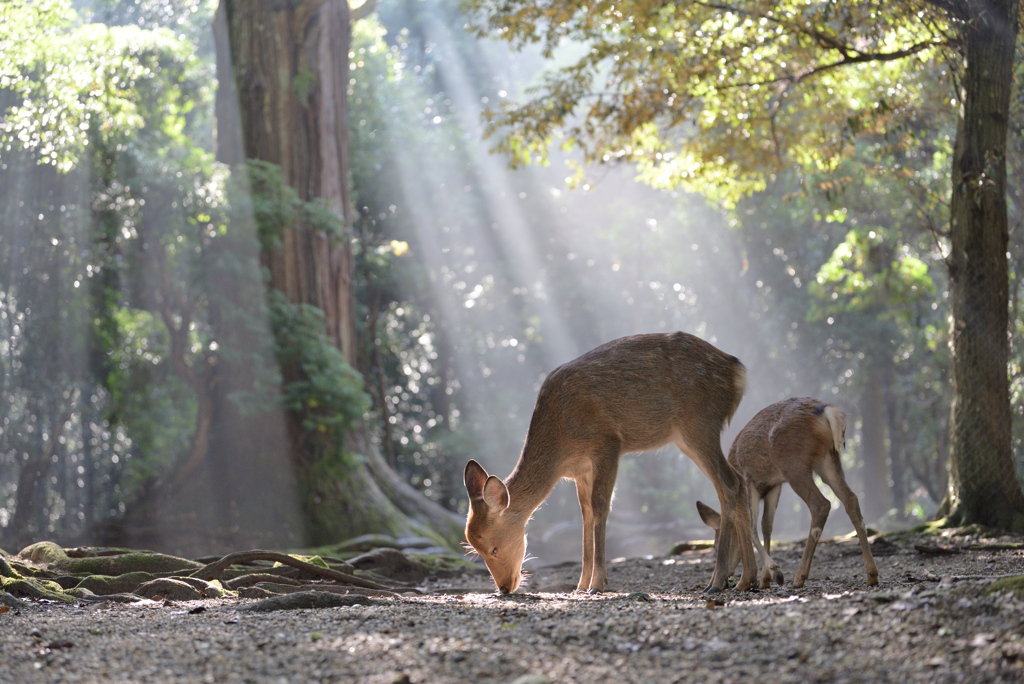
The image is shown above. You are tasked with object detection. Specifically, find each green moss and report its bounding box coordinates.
[175,577,232,598]
[19,541,70,565]
[984,576,1024,599]
[59,553,201,576]
[75,572,156,595]
[0,576,74,602]
[281,555,330,570]
[293,66,315,108]
[0,556,19,579]
[910,518,949,534]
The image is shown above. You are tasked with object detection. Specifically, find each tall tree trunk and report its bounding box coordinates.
[218,0,356,356]
[885,386,908,519]
[216,0,461,546]
[9,410,69,545]
[859,368,889,522]
[942,0,1024,531]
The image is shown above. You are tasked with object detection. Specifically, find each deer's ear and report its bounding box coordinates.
[696,501,721,532]
[482,475,510,511]
[464,460,489,501]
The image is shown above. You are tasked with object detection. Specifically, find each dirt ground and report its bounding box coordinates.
[2,528,1024,683]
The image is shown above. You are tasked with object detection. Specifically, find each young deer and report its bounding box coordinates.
[697,397,879,589]
[463,332,758,594]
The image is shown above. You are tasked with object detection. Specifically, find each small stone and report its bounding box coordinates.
[971,633,995,648]
[704,637,731,652]
[510,676,551,684]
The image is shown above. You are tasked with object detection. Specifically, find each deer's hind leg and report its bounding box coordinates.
[749,483,784,588]
[681,435,758,592]
[760,484,785,586]
[783,458,831,588]
[816,451,879,587]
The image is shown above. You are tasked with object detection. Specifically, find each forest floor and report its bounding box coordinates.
[2,527,1024,683]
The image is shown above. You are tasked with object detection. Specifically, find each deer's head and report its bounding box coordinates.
[464,459,527,594]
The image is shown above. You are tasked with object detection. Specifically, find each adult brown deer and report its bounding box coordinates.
[697,397,879,589]
[463,332,758,594]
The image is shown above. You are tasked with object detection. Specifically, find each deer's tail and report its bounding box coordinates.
[822,404,846,454]
[726,357,747,428]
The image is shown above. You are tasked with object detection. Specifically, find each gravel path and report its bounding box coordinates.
[3,531,1024,683]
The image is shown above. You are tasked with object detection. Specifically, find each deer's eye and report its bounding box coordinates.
[491,547,499,557]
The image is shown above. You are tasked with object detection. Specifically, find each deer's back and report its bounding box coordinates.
[527,332,744,454]
[729,397,838,489]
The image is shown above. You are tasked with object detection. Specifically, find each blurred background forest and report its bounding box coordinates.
[1,0,1023,564]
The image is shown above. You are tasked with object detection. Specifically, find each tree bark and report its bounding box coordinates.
[218,0,356,358]
[885,385,908,518]
[859,368,889,522]
[216,0,462,546]
[9,410,70,543]
[942,0,1024,531]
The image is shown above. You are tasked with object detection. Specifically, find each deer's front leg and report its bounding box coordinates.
[587,453,619,592]
[575,473,595,592]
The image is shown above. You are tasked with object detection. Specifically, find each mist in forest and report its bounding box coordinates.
[357,0,932,563]
[1,0,979,562]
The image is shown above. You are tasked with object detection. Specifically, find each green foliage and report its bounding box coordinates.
[810,228,935,321]
[246,159,345,253]
[105,308,197,490]
[0,3,290,542]
[1,1,207,172]
[268,291,369,457]
[293,67,316,108]
[462,0,954,206]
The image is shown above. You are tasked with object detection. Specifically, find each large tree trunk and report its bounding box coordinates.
[885,386,908,519]
[9,410,69,545]
[942,0,1024,531]
[215,0,462,546]
[217,0,355,356]
[859,368,889,522]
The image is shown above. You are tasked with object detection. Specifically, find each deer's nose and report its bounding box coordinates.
[499,585,511,594]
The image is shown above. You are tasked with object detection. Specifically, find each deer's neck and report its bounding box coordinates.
[504,436,562,522]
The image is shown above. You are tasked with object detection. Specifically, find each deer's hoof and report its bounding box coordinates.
[772,567,785,586]
[705,584,723,595]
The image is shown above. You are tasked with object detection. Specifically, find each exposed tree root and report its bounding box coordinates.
[2,541,435,604]
[190,549,396,590]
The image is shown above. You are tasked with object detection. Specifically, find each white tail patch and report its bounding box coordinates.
[822,405,845,453]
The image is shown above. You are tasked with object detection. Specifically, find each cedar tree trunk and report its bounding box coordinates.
[215,0,461,545]
[942,0,1024,530]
